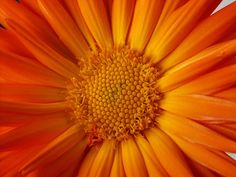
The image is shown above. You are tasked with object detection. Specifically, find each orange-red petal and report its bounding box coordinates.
[121,138,148,177]
[161,94,236,121]
[19,124,85,175]
[77,0,113,49]
[145,128,194,177]
[161,1,236,70]
[128,0,164,51]
[112,0,135,46]
[159,112,236,152]
[159,39,236,92]
[170,134,236,177]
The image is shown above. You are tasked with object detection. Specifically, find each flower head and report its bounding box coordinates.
[0,0,236,177]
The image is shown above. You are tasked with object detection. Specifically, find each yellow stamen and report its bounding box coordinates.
[67,47,161,143]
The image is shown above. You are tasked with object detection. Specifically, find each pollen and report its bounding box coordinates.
[67,47,161,142]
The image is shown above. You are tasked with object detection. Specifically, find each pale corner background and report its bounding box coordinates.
[214,0,236,12]
[213,0,236,160]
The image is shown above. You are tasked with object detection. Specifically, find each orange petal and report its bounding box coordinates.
[223,123,236,131]
[87,140,115,177]
[170,63,236,95]
[0,0,73,59]
[112,0,135,46]
[0,117,70,149]
[59,164,79,177]
[78,145,101,177]
[135,135,168,177]
[77,0,113,49]
[145,0,220,63]
[170,134,236,177]
[161,94,236,121]
[161,1,236,70]
[0,28,32,57]
[0,127,14,136]
[128,0,164,51]
[110,144,126,177]
[159,112,236,152]
[0,50,66,88]
[221,29,236,42]
[19,124,85,175]
[207,124,236,141]
[6,19,80,79]
[0,146,43,177]
[121,138,148,177]
[158,39,236,92]
[38,0,90,59]
[154,0,187,29]
[212,150,236,166]
[191,161,217,177]
[0,84,66,103]
[104,0,113,17]
[21,0,42,16]
[145,128,194,177]
[214,87,236,101]
[36,138,87,177]
[63,0,96,50]
[0,101,67,114]
[0,111,69,125]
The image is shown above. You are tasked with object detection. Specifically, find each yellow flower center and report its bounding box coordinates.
[67,47,161,143]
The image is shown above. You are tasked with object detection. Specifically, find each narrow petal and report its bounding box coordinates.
[0,101,67,114]
[0,84,66,103]
[171,64,236,95]
[77,0,113,49]
[0,50,66,88]
[21,0,42,16]
[78,145,101,177]
[0,111,69,125]
[145,128,194,177]
[121,138,148,177]
[159,112,236,152]
[145,0,220,63]
[128,0,164,51]
[6,19,80,79]
[110,144,125,177]
[213,150,236,165]
[158,39,236,92]
[223,123,236,130]
[161,1,236,70]
[170,134,236,177]
[154,0,186,29]
[135,135,168,177]
[59,164,79,177]
[207,124,236,141]
[0,28,31,57]
[112,0,135,46]
[221,29,236,42]
[104,0,113,17]
[37,138,87,177]
[214,87,236,101]
[0,127,14,137]
[0,0,73,59]
[19,124,85,175]
[191,161,217,177]
[0,117,70,149]
[87,140,115,177]
[38,0,90,58]
[161,94,236,121]
[63,0,96,50]
[0,146,44,177]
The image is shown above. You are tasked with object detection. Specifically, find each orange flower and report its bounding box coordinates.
[0,0,236,177]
